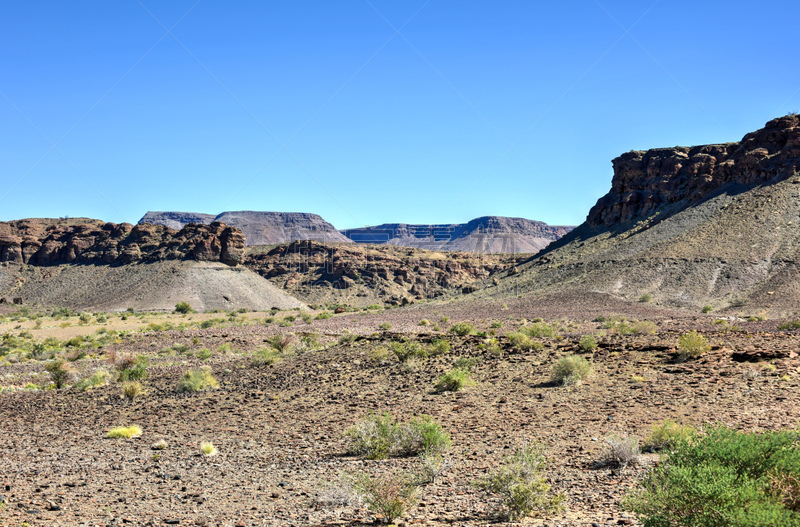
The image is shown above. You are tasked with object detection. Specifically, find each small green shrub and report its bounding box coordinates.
[507,332,543,351]
[178,366,219,392]
[624,425,800,527]
[266,334,296,353]
[252,347,282,366]
[639,293,652,303]
[632,320,658,335]
[338,330,357,344]
[643,419,694,452]
[379,322,392,330]
[448,322,475,336]
[200,441,218,456]
[427,338,450,356]
[196,348,212,360]
[453,356,479,371]
[677,330,710,360]
[107,425,142,439]
[344,413,450,460]
[174,302,194,314]
[578,335,597,352]
[116,355,149,382]
[45,359,73,389]
[75,369,112,391]
[777,320,800,331]
[702,305,713,313]
[390,340,427,362]
[522,322,558,338]
[418,319,431,327]
[475,442,565,521]
[315,311,333,320]
[434,368,473,393]
[356,472,418,524]
[551,355,592,385]
[121,381,145,401]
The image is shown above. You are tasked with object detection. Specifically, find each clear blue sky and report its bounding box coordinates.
[2,1,799,229]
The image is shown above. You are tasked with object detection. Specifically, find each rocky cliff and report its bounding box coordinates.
[487,115,800,315]
[138,211,351,246]
[245,240,528,306]
[341,216,573,253]
[0,218,245,267]
[587,114,800,227]
[138,211,217,230]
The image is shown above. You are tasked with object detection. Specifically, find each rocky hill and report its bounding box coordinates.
[341,216,573,253]
[0,218,245,266]
[139,211,351,246]
[244,240,528,307]
[485,115,800,316]
[0,218,307,311]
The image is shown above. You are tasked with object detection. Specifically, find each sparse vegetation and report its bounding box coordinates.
[598,433,640,469]
[448,322,475,336]
[643,419,694,452]
[434,368,473,393]
[174,302,194,314]
[578,335,597,352]
[355,472,418,524]
[45,359,73,389]
[107,425,142,439]
[624,425,800,527]
[475,441,565,521]
[74,368,112,391]
[702,305,713,313]
[200,441,218,456]
[639,293,652,303]
[344,413,450,460]
[521,322,558,338]
[177,366,219,392]
[777,320,800,330]
[121,381,145,401]
[552,355,592,385]
[677,330,710,360]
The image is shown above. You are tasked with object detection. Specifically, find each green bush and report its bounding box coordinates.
[578,335,597,352]
[344,413,450,460]
[434,368,473,393]
[252,347,282,366]
[777,320,800,331]
[174,302,194,314]
[551,355,592,385]
[427,338,450,356]
[448,322,475,336]
[475,442,565,521]
[643,419,694,452]
[521,322,558,338]
[453,356,479,371]
[117,355,149,382]
[702,305,713,313]
[74,368,112,391]
[678,330,710,360]
[45,359,73,388]
[507,332,543,351]
[624,425,800,527]
[390,340,427,362]
[639,293,652,303]
[177,366,219,392]
[356,472,418,524]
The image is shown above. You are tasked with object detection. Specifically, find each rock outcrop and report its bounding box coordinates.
[138,211,217,230]
[245,240,528,306]
[0,218,244,267]
[138,211,351,246]
[341,216,573,253]
[587,114,800,227]
[489,115,800,315]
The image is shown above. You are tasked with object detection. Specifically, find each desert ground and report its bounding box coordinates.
[2,293,799,527]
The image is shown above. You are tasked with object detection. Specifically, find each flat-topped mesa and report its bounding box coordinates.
[587,115,800,227]
[138,210,351,245]
[0,219,245,266]
[341,216,573,253]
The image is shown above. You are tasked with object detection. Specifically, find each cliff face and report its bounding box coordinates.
[341,216,573,253]
[0,219,245,267]
[587,114,800,227]
[138,211,217,230]
[138,211,351,246]
[488,116,800,315]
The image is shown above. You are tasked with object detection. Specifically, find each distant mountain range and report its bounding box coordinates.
[139,211,573,253]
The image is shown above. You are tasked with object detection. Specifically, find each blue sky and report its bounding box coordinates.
[2,1,799,229]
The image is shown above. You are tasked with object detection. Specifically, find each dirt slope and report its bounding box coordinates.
[0,261,307,312]
[481,115,800,316]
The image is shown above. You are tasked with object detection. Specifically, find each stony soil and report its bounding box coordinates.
[2,295,800,526]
